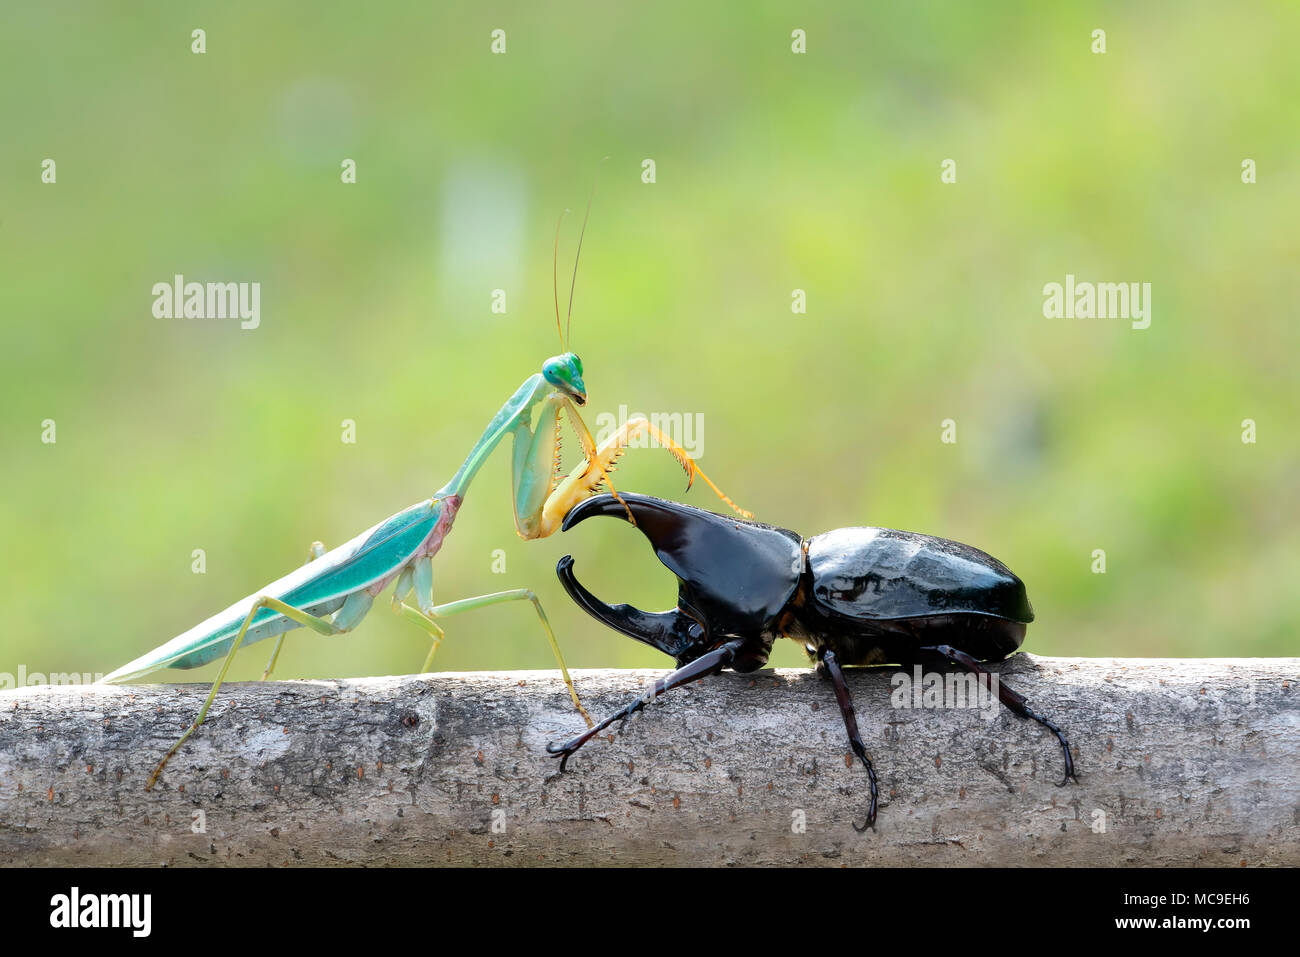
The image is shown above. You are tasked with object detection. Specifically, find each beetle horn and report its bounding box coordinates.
[556,555,703,662]
[560,492,650,530]
[561,493,804,639]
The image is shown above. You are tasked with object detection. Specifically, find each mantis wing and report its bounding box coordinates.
[101,499,446,683]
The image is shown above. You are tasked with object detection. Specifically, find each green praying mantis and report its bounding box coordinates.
[101,205,751,790]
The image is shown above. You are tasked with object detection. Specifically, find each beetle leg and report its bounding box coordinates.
[918,644,1078,786]
[547,638,745,771]
[818,648,880,832]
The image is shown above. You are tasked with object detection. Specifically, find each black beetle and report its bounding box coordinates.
[548,492,1076,830]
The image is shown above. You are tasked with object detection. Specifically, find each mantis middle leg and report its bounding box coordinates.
[391,555,594,727]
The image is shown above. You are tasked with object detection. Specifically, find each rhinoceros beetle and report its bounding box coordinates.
[548,493,1076,830]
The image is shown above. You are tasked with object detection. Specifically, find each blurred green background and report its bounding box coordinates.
[2,1,1296,690]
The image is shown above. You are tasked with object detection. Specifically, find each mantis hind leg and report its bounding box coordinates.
[261,540,328,680]
[146,589,373,790]
[392,556,593,727]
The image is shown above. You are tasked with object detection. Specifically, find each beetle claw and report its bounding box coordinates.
[546,740,578,772]
[1057,752,1078,787]
[850,745,879,833]
[1057,757,1079,787]
[851,797,878,832]
[1043,719,1077,787]
[852,787,878,832]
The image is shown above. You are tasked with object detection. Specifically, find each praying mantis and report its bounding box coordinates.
[101,204,751,790]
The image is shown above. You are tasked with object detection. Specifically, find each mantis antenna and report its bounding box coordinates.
[553,208,569,350]
[566,157,609,348]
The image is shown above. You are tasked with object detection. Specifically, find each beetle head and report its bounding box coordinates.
[556,493,802,666]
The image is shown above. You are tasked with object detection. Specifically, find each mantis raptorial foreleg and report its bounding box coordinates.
[260,540,328,681]
[146,589,374,790]
[390,555,593,727]
[535,411,753,537]
[514,396,751,541]
[559,398,636,520]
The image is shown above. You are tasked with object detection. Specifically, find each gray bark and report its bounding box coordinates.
[1,655,1296,866]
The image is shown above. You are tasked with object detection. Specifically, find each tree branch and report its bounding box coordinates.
[1,655,1296,865]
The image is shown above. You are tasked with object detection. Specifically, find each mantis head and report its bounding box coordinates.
[543,352,586,405]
